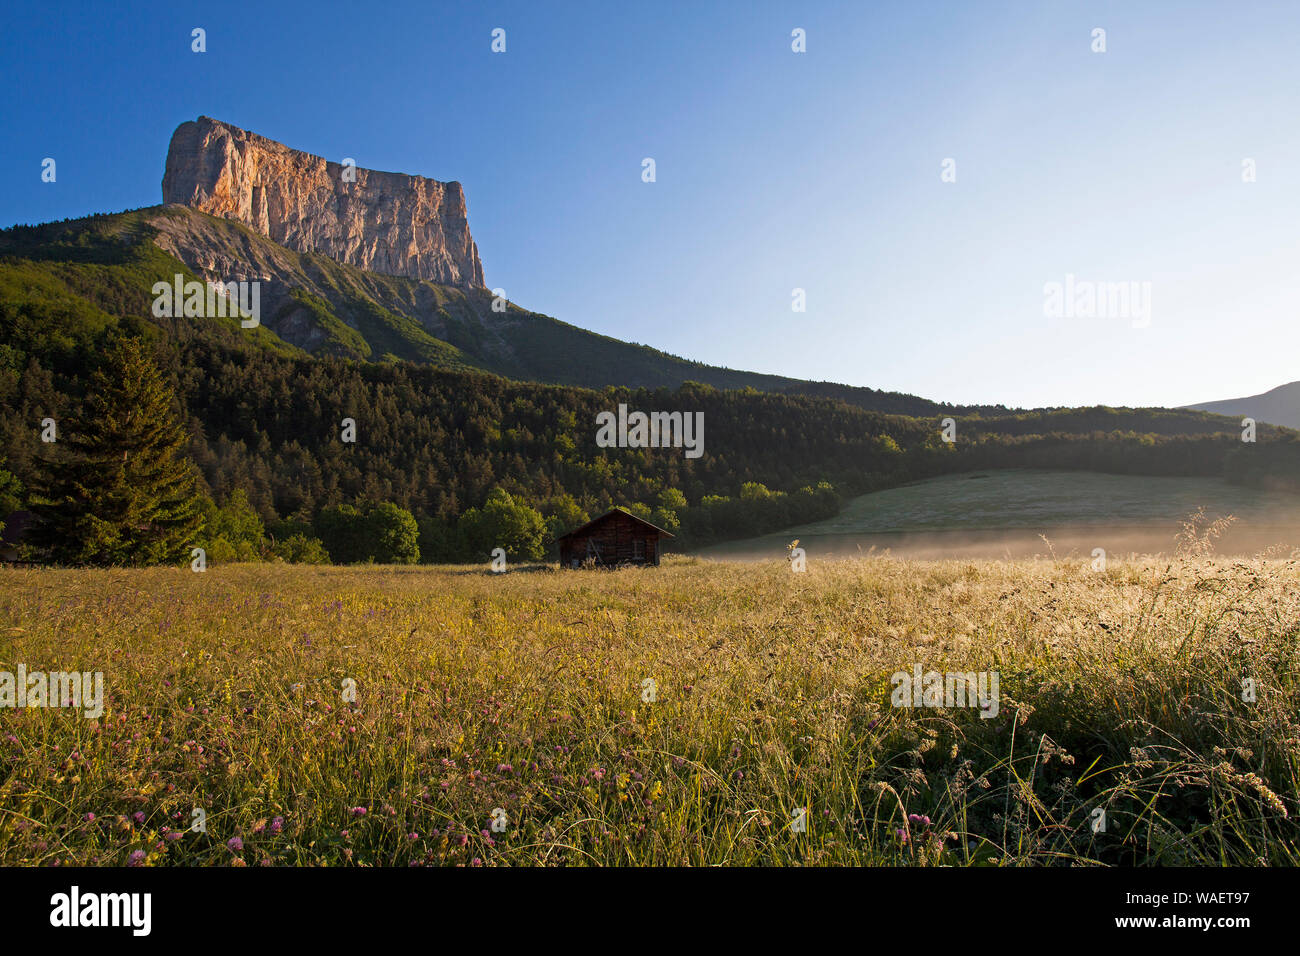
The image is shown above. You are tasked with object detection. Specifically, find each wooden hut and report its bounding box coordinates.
[557,508,673,568]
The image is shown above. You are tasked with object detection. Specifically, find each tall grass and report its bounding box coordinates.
[1,555,1296,866]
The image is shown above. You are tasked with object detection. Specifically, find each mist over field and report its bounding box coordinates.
[705,470,1300,561]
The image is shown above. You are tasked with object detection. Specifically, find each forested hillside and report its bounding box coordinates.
[0,207,970,414]
[2,208,1297,565]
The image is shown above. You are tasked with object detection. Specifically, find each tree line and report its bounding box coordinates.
[3,327,1297,567]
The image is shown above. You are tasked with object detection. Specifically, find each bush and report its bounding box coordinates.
[365,502,420,564]
[457,489,546,562]
[315,502,419,564]
[269,533,331,564]
[198,489,266,563]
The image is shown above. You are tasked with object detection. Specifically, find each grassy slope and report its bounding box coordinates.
[1,558,1296,866]
[777,469,1300,534]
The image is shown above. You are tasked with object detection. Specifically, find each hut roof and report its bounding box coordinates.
[556,507,676,541]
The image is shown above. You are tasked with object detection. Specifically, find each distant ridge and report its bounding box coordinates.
[1186,381,1300,430]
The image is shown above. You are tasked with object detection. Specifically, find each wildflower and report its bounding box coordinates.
[350,806,367,816]
[227,836,243,852]
[127,850,146,867]
[270,816,284,835]
[132,812,146,825]
[83,813,96,823]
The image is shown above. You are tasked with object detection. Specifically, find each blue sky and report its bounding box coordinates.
[3,0,1298,409]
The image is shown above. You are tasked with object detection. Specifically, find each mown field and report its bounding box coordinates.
[1,555,1298,866]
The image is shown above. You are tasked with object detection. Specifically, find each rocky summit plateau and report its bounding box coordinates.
[161,116,485,288]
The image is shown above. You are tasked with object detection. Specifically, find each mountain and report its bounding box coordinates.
[0,202,984,416]
[144,118,1009,415]
[1187,382,1300,430]
[10,116,1243,427]
[3,195,1295,558]
[162,116,485,287]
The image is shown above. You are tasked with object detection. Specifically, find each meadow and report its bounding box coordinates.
[1,551,1297,866]
[706,469,1300,560]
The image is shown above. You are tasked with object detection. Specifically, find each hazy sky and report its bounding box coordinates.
[3,1,1298,409]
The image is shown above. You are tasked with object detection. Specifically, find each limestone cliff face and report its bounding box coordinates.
[161,116,485,288]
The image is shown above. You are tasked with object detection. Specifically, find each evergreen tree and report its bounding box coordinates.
[314,503,367,563]
[0,461,22,536]
[30,338,204,565]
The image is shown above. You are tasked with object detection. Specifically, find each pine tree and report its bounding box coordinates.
[30,338,204,565]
